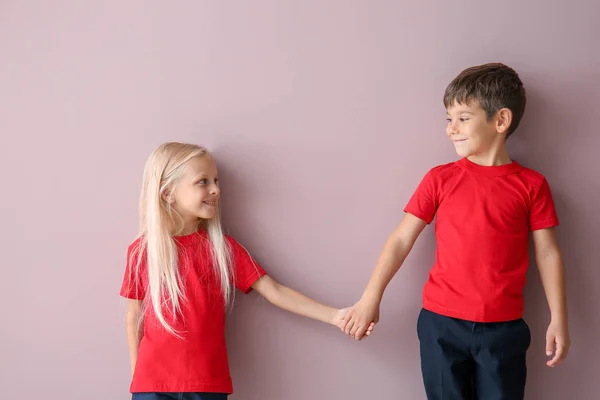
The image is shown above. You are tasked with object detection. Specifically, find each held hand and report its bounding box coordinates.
[340,297,380,341]
[546,320,570,367]
[334,307,375,339]
[332,307,350,326]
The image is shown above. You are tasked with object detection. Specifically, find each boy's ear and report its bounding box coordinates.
[495,108,513,135]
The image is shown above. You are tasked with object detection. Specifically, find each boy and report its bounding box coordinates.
[340,63,570,399]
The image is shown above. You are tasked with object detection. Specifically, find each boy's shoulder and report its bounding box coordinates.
[424,160,463,180]
[429,160,461,173]
[514,163,548,186]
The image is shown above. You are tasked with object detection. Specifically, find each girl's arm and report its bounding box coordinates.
[251,275,371,333]
[125,299,144,375]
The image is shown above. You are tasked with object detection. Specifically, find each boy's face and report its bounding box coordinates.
[446,100,504,158]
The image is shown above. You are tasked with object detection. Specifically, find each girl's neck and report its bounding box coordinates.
[172,219,202,236]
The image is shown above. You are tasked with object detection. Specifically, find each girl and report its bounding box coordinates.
[120,142,372,400]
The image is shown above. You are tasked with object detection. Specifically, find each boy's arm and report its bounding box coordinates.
[125,299,144,376]
[341,212,427,340]
[251,275,373,334]
[532,227,570,367]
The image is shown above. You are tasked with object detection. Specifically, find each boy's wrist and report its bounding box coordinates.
[361,288,383,304]
[550,312,568,325]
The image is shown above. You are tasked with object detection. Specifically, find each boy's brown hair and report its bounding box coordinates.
[444,63,526,138]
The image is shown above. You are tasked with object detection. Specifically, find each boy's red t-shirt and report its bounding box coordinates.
[120,230,266,394]
[405,158,558,322]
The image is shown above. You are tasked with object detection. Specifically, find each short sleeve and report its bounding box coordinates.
[227,237,267,294]
[119,241,147,300]
[404,169,439,224]
[529,177,559,231]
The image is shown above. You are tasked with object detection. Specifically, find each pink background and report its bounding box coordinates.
[1,1,599,399]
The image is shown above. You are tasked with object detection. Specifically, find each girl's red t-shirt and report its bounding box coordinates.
[120,230,266,394]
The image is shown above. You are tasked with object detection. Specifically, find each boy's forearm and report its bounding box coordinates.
[362,234,414,301]
[265,282,337,325]
[538,251,568,322]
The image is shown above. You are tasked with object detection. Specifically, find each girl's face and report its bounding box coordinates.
[169,155,220,234]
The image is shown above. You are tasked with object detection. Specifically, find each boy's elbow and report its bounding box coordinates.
[536,249,563,270]
[393,213,427,246]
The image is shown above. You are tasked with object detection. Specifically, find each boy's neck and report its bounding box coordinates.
[467,147,511,167]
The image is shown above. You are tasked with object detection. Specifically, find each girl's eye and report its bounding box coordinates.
[446,118,452,123]
[198,179,208,185]
[460,118,469,122]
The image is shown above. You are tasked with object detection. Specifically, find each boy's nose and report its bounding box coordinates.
[447,124,458,136]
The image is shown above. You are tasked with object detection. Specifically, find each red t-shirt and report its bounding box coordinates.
[404,158,558,322]
[120,230,266,394]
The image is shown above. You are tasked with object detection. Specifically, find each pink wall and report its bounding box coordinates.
[1,1,599,399]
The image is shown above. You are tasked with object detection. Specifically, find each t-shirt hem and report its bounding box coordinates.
[403,207,433,224]
[530,218,559,231]
[239,270,267,294]
[130,382,233,394]
[119,291,144,300]
[423,302,523,323]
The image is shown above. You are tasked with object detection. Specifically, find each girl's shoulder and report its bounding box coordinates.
[223,234,244,250]
[128,235,143,246]
[223,235,256,261]
[126,235,146,260]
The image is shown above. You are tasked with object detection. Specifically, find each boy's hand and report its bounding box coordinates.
[546,320,570,367]
[339,296,381,340]
[333,308,374,337]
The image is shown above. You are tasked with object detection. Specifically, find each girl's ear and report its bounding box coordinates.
[161,187,175,204]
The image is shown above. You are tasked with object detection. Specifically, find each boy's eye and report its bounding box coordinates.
[446,118,452,123]
[198,179,208,184]
[460,118,469,122]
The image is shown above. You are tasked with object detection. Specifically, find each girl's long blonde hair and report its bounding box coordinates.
[129,142,233,336]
